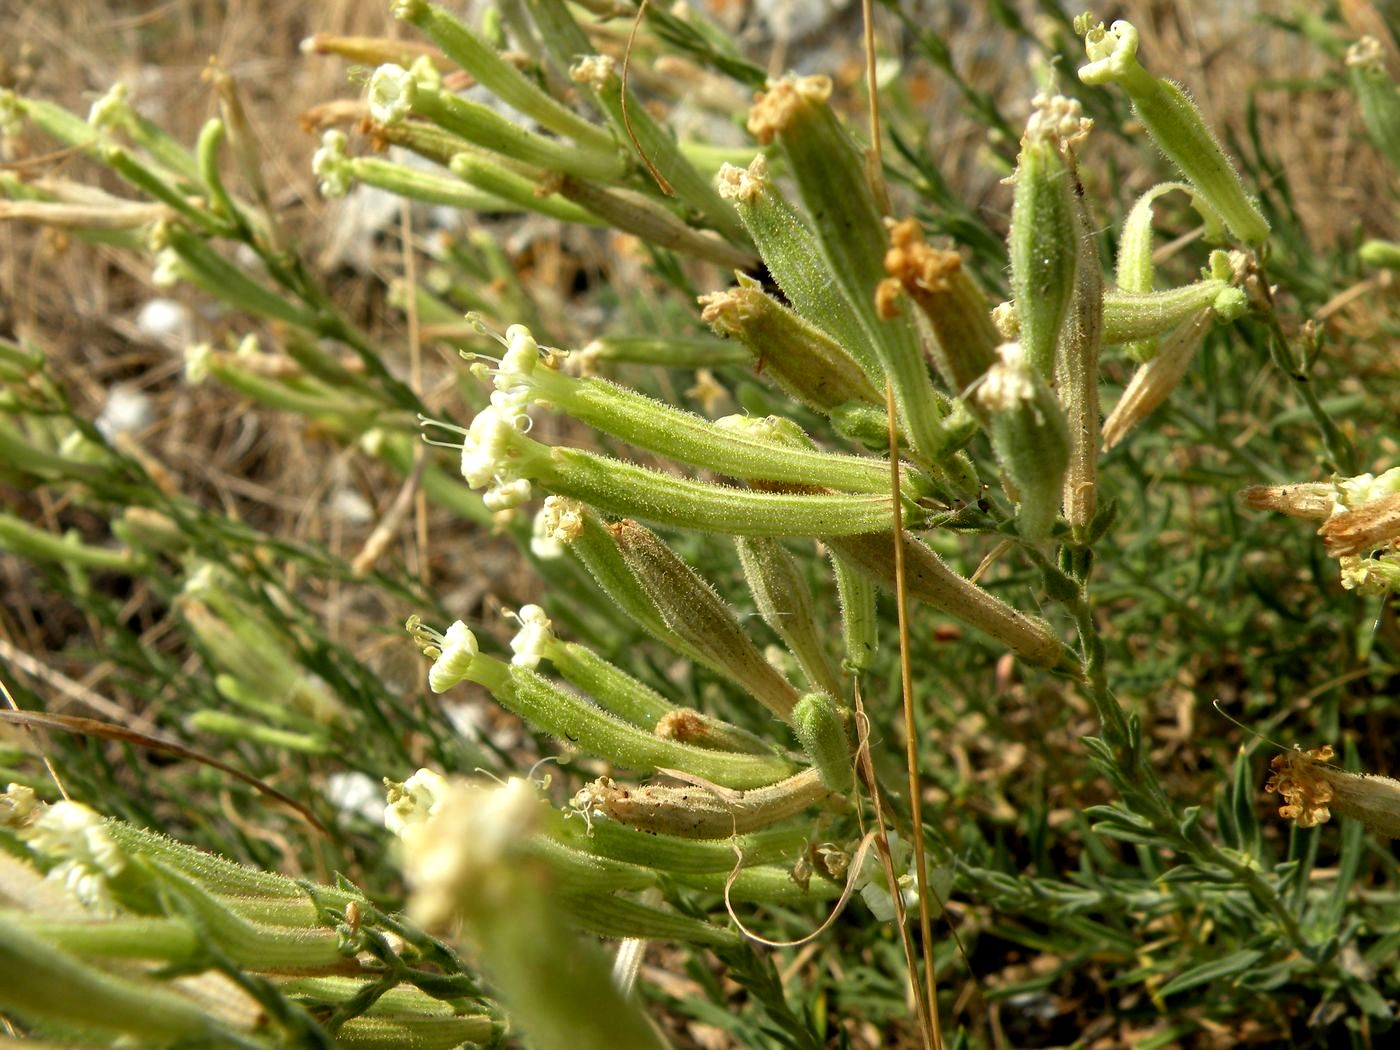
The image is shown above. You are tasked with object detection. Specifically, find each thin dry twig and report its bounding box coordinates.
[887,378,940,1050]
[0,708,328,834]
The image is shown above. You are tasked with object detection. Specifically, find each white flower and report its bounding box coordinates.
[384,767,451,838]
[368,64,416,125]
[401,776,543,927]
[530,504,566,558]
[454,392,535,513]
[458,404,517,489]
[151,248,185,289]
[976,342,1036,412]
[96,384,153,441]
[427,620,479,693]
[854,832,918,922]
[531,496,585,560]
[483,477,532,511]
[1,783,38,829]
[135,297,191,342]
[22,801,125,914]
[87,83,129,129]
[312,129,353,199]
[498,324,541,391]
[509,605,554,670]
[184,342,213,385]
[1078,19,1140,86]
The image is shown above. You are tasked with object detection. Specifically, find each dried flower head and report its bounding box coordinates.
[1249,467,1400,595]
[1265,745,1337,828]
[1024,93,1093,150]
[568,55,617,90]
[1346,36,1385,70]
[1266,745,1400,838]
[883,218,963,295]
[1319,489,1400,559]
[976,343,1037,413]
[715,155,769,203]
[534,496,585,549]
[746,76,832,144]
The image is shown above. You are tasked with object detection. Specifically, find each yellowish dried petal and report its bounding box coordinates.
[1102,309,1212,449]
[1267,745,1400,838]
[1240,483,1336,520]
[1318,490,1400,557]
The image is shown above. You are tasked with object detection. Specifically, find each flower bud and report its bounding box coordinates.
[311,129,353,198]
[546,639,675,729]
[1057,146,1104,534]
[374,61,627,183]
[976,343,1070,543]
[1115,182,1227,361]
[717,155,883,385]
[447,152,603,225]
[1007,94,1086,378]
[1239,482,1336,520]
[654,708,773,755]
[831,551,878,672]
[489,321,913,497]
[736,536,844,698]
[571,767,835,838]
[789,692,853,793]
[1360,239,1400,270]
[699,276,883,414]
[556,501,693,653]
[826,529,1074,670]
[609,519,800,720]
[394,3,615,153]
[567,53,747,245]
[1347,37,1400,171]
[0,915,225,1043]
[742,78,961,467]
[1078,17,1269,244]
